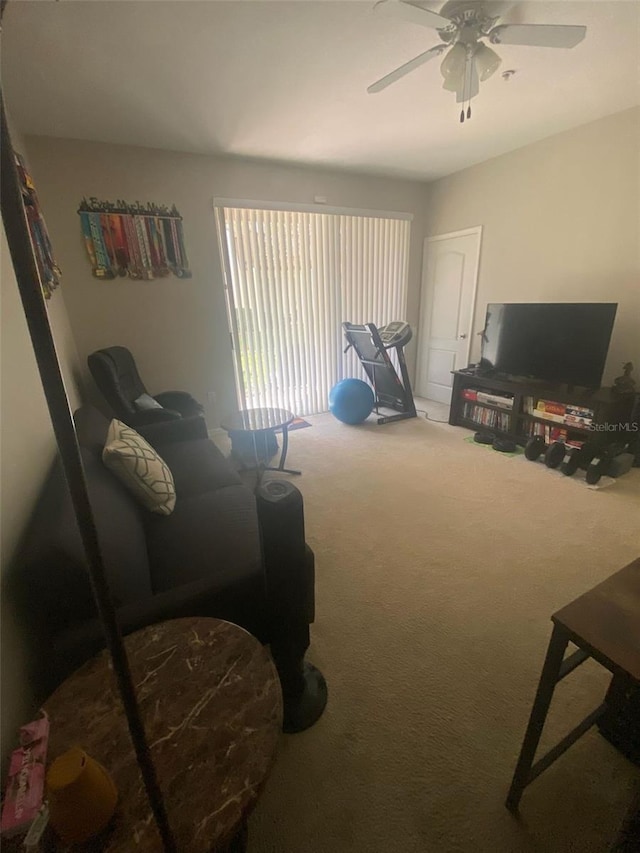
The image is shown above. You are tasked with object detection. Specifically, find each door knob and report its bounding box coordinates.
[459,333,467,339]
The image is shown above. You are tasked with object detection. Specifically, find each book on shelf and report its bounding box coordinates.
[462,389,477,401]
[476,391,514,409]
[533,411,566,424]
[550,426,568,443]
[564,414,593,428]
[566,404,595,418]
[535,399,566,417]
[523,395,535,414]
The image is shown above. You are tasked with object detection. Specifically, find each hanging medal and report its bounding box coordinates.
[100,214,118,277]
[162,218,177,274]
[80,212,100,275]
[123,215,143,279]
[108,215,129,277]
[83,212,115,279]
[175,218,191,278]
[152,217,170,276]
[135,216,154,280]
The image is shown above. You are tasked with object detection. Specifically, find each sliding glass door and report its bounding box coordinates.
[216,202,410,416]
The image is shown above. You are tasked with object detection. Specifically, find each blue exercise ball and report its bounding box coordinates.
[329,378,375,425]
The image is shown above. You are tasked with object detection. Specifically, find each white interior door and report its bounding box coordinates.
[415,228,482,404]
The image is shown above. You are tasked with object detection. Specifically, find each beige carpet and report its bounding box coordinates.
[232,414,640,853]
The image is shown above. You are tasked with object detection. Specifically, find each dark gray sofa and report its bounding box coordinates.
[12,405,326,732]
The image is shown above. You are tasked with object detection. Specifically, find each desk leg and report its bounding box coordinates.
[603,671,632,709]
[506,623,569,811]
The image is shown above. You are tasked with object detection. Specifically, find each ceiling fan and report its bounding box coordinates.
[367,1,587,122]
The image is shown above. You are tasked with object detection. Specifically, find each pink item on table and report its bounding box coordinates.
[0,712,49,838]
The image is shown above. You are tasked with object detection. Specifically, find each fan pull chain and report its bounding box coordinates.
[460,50,473,123]
[466,52,473,122]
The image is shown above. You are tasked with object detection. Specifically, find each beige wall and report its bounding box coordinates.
[1,124,82,763]
[424,107,640,383]
[24,138,429,425]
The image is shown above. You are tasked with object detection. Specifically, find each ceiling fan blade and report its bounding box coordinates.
[489,24,586,48]
[374,0,453,31]
[367,44,445,93]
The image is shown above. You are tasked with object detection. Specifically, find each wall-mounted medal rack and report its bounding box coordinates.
[78,197,191,280]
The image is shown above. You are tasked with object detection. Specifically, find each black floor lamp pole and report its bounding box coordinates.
[0,96,177,852]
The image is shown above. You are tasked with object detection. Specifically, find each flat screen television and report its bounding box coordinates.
[479,303,617,388]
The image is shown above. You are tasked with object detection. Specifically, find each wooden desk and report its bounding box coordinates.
[553,559,640,680]
[40,618,282,851]
[506,558,640,811]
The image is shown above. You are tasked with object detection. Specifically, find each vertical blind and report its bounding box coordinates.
[216,204,410,416]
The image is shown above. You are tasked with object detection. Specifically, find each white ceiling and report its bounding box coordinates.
[2,0,639,181]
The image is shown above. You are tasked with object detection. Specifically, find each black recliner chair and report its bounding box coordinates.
[88,346,205,441]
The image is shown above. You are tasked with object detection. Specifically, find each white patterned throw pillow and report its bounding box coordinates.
[102,420,176,515]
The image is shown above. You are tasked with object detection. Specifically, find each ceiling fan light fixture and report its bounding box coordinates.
[442,75,460,93]
[474,43,501,81]
[440,41,467,87]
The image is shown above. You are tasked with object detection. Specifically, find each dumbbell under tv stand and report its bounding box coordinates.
[448,369,634,446]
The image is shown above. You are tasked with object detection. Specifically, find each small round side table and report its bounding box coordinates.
[222,407,301,477]
[40,617,282,852]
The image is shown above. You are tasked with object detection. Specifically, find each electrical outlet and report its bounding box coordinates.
[207,391,217,406]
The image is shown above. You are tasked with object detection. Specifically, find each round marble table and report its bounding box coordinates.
[41,618,282,852]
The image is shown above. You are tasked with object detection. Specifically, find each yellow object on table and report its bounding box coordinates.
[46,747,118,844]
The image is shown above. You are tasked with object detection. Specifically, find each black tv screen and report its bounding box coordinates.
[480,303,617,388]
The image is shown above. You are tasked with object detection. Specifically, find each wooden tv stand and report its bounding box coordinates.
[448,369,634,445]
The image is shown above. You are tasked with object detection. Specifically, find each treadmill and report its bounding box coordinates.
[342,321,417,425]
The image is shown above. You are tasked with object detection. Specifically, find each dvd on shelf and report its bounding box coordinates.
[462,402,512,432]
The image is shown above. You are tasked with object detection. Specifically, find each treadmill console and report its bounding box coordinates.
[378,321,412,349]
